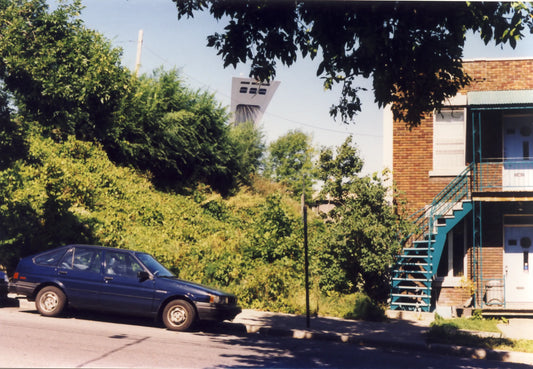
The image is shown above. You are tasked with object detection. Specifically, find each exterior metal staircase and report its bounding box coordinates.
[390,165,473,312]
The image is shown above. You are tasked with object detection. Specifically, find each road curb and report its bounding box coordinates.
[223,322,533,365]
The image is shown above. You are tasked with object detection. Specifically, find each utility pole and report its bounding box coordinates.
[135,29,144,77]
[302,189,310,329]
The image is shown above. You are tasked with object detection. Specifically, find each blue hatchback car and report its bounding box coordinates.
[9,245,241,331]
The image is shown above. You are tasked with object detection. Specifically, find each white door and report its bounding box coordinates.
[503,115,533,190]
[504,226,533,303]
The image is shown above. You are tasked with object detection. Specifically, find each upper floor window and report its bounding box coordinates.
[432,108,466,176]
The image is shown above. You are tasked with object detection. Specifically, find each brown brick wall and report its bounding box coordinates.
[479,247,504,280]
[462,59,533,92]
[433,285,472,307]
[393,58,533,214]
[433,247,503,308]
[474,163,503,192]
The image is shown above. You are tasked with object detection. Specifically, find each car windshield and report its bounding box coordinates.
[136,253,174,277]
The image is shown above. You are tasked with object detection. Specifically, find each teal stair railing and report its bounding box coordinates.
[390,164,474,312]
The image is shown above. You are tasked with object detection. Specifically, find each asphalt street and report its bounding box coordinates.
[1,303,532,369]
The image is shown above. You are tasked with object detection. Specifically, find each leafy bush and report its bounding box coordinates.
[345,293,386,321]
[0,133,310,311]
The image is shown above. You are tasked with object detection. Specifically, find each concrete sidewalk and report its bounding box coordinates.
[227,309,533,366]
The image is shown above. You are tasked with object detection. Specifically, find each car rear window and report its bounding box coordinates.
[34,248,68,266]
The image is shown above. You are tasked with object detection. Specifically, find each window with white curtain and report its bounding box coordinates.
[432,108,466,176]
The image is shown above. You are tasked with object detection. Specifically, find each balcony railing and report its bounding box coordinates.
[473,159,533,192]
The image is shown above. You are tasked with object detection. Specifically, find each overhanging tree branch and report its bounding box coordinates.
[173,1,533,128]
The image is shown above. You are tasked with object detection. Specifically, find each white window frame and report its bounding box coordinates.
[430,108,467,176]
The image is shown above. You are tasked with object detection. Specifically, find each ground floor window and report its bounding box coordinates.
[437,222,466,279]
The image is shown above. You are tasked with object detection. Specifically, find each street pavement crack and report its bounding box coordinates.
[76,336,150,368]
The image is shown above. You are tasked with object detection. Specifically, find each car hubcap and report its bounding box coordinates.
[168,305,187,326]
[40,292,58,312]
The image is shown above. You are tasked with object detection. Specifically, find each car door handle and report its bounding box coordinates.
[104,276,113,283]
[58,271,67,275]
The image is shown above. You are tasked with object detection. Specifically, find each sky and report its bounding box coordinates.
[62,0,533,175]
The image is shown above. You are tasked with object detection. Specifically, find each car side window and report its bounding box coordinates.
[88,251,102,273]
[34,248,68,266]
[59,248,102,272]
[105,252,143,278]
[60,249,74,269]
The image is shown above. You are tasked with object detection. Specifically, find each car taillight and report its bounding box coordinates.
[13,272,25,280]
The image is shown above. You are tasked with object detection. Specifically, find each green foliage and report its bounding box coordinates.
[227,122,265,186]
[174,1,533,127]
[262,130,315,199]
[0,1,416,316]
[314,136,410,303]
[0,89,27,170]
[316,135,363,200]
[0,0,130,139]
[0,1,244,194]
[0,133,309,313]
[472,309,484,321]
[246,194,302,263]
[0,128,408,317]
[432,315,501,333]
[107,68,237,193]
[428,317,533,353]
[345,293,386,322]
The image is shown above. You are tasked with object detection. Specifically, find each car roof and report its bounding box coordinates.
[46,244,140,255]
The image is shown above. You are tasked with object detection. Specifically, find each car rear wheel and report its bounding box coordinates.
[162,299,196,331]
[35,286,66,317]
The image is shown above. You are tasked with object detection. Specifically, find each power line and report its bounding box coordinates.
[141,45,383,138]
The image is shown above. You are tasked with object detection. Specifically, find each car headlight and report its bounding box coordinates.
[209,294,228,304]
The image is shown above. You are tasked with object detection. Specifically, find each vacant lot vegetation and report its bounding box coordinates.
[0,0,411,318]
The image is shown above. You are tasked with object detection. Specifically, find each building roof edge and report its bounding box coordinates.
[463,56,533,62]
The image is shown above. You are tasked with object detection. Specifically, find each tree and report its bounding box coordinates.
[262,130,315,198]
[0,0,130,140]
[0,87,27,170]
[314,136,410,303]
[174,1,533,128]
[227,121,265,186]
[109,68,237,193]
[0,0,245,194]
[316,136,363,201]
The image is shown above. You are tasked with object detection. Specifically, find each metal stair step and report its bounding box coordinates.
[392,277,431,282]
[390,302,430,307]
[395,266,430,272]
[401,250,433,255]
[392,284,431,289]
[393,273,432,279]
[391,293,430,298]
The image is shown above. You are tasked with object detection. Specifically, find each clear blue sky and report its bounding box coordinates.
[64,0,533,174]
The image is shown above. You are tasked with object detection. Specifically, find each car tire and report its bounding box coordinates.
[35,286,66,317]
[162,299,196,331]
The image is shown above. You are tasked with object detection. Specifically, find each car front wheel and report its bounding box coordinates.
[162,299,196,331]
[35,286,66,317]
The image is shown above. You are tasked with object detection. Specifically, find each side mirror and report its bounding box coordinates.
[137,271,151,282]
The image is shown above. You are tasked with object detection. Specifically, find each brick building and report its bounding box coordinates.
[384,58,533,313]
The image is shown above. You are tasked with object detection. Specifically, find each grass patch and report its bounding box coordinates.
[288,291,386,321]
[428,316,533,353]
[433,315,500,332]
